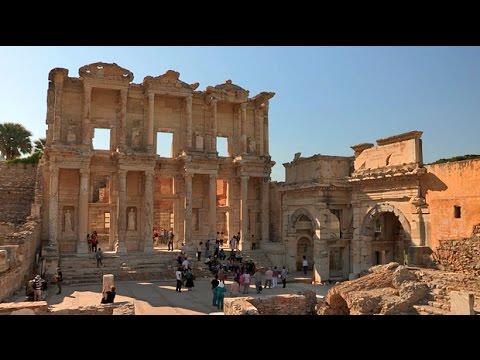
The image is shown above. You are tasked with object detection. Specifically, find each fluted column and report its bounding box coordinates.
[77,168,90,254]
[211,98,217,152]
[49,167,59,243]
[147,92,155,152]
[209,174,217,239]
[261,177,269,243]
[82,84,92,146]
[258,109,264,156]
[186,95,193,148]
[52,79,64,144]
[143,170,154,253]
[117,169,127,254]
[184,172,193,247]
[118,88,127,150]
[240,174,249,250]
[240,102,247,154]
[264,101,269,155]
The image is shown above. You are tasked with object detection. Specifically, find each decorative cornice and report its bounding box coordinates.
[79,62,133,83]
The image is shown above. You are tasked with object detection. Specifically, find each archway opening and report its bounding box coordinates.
[371,212,405,265]
[296,236,312,271]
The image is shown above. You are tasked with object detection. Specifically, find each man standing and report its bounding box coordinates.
[54,267,63,295]
[302,256,308,275]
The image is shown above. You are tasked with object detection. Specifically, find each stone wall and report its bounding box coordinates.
[0,300,134,315]
[0,163,37,224]
[422,159,480,249]
[432,230,480,276]
[224,291,317,315]
[0,221,41,303]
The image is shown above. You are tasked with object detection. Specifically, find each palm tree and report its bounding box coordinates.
[33,137,46,153]
[0,123,33,160]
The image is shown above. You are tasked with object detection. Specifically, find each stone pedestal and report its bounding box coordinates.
[102,274,115,293]
[450,291,475,315]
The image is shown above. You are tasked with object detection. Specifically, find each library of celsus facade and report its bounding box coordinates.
[42,62,274,255]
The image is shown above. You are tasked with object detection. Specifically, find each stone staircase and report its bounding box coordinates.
[58,250,212,285]
[413,284,451,315]
[241,249,274,270]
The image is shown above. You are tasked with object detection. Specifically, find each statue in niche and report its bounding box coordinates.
[248,137,256,154]
[131,128,141,149]
[67,125,76,144]
[195,132,204,150]
[128,208,136,231]
[64,209,73,233]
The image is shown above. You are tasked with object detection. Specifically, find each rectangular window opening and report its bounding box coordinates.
[454,205,461,219]
[93,128,111,150]
[104,212,110,229]
[216,136,228,157]
[156,132,173,158]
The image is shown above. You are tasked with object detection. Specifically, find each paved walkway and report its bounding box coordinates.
[12,276,333,315]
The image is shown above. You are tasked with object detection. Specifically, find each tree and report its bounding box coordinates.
[0,123,33,160]
[33,137,46,153]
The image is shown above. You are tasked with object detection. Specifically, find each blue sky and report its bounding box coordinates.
[1,46,479,181]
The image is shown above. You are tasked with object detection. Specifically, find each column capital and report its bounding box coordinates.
[240,102,248,110]
[79,168,90,176]
[210,98,217,107]
[148,91,155,101]
[186,95,193,104]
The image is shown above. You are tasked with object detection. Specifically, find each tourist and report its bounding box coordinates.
[101,285,116,304]
[54,267,63,295]
[184,269,195,291]
[302,256,308,275]
[229,279,239,297]
[175,267,183,292]
[219,248,226,260]
[211,274,219,306]
[242,270,251,294]
[253,269,263,293]
[86,233,92,252]
[33,274,45,301]
[281,266,287,288]
[251,234,256,250]
[204,239,210,258]
[167,229,174,251]
[272,266,279,288]
[197,242,203,261]
[264,267,273,289]
[96,248,104,267]
[214,281,227,310]
[91,231,98,252]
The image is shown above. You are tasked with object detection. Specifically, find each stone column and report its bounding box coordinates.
[263,102,269,155]
[77,168,90,254]
[52,79,64,144]
[211,98,217,152]
[186,95,193,149]
[173,175,182,249]
[240,103,247,154]
[82,84,92,146]
[184,172,193,249]
[209,173,217,239]
[143,170,154,253]
[147,92,155,152]
[240,174,249,250]
[261,177,269,242]
[116,170,127,254]
[49,167,59,243]
[118,88,128,150]
[258,109,264,156]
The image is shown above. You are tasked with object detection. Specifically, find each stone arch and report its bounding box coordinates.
[361,203,411,265]
[296,235,313,271]
[361,203,411,240]
[290,208,315,232]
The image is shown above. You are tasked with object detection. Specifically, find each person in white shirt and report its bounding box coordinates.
[175,267,183,292]
[182,257,190,271]
[264,268,273,289]
[302,256,308,275]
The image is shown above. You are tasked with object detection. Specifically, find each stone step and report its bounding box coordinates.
[413,304,450,315]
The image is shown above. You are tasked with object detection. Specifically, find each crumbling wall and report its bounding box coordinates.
[224,291,317,315]
[432,228,480,276]
[0,163,37,224]
[0,221,41,303]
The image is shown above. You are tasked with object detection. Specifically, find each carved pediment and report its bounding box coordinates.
[79,62,134,82]
[143,70,199,92]
[206,80,249,101]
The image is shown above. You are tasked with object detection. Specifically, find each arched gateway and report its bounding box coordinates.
[360,204,411,265]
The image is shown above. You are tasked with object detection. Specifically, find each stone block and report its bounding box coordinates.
[449,291,475,315]
[103,274,115,292]
[0,249,9,272]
